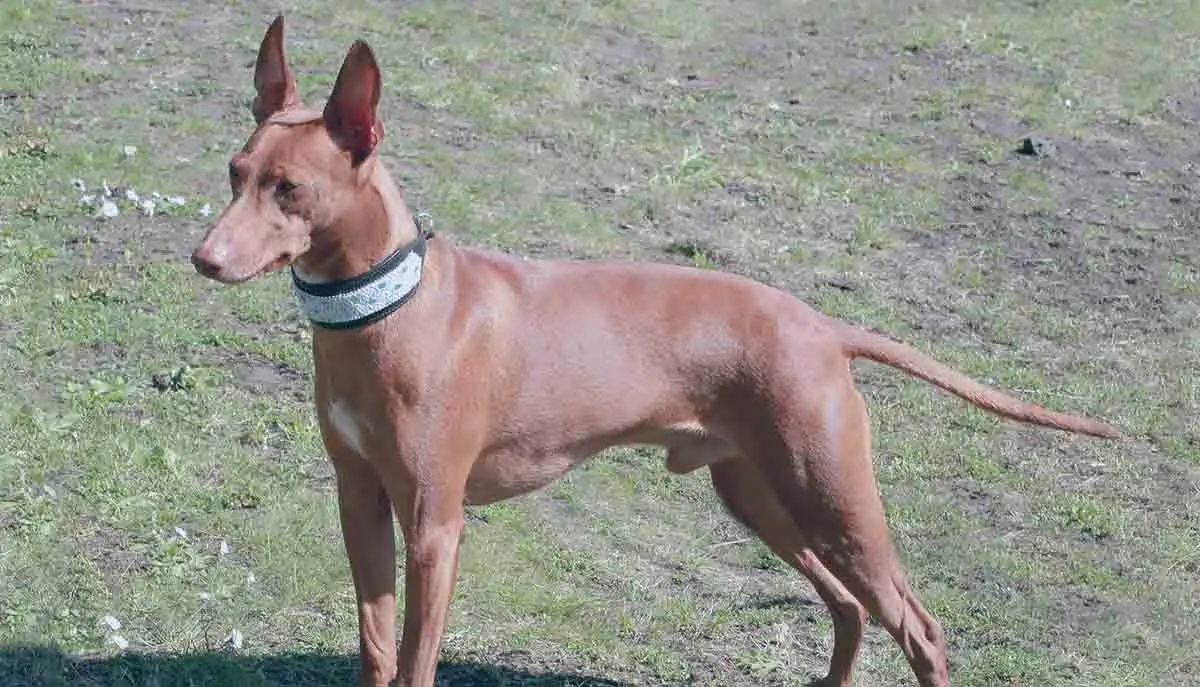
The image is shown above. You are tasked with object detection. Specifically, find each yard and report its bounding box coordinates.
[1,1,1197,685]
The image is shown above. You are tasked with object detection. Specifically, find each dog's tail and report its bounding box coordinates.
[838,323,1121,439]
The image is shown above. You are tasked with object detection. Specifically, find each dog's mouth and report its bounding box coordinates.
[260,253,295,276]
[236,252,298,283]
[193,251,297,285]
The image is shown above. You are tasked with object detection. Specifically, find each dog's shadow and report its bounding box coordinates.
[0,644,631,686]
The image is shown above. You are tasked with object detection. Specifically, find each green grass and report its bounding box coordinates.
[2,0,1198,685]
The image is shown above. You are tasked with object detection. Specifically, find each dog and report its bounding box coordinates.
[190,16,1120,687]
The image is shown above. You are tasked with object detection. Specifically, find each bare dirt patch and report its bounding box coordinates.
[215,349,307,398]
[80,526,150,592]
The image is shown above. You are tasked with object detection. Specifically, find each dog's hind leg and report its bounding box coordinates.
[751,377,949,687]
[710,460,867,686]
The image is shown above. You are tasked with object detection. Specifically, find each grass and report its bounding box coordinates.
[1,0,1198,685]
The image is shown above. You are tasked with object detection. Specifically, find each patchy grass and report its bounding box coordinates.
[1,1,1197,686]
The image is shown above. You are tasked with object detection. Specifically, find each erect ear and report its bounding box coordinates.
[252,15,299,124]
[323,40,384,167]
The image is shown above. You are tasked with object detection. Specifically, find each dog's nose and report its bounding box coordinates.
[191,248,223,280]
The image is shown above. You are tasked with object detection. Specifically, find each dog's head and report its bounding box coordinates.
[191,16,385,284]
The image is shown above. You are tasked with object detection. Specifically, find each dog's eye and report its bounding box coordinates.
[276,178,299,196]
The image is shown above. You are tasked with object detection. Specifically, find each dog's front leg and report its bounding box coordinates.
[394,486,465,687]
[334,459,399,687]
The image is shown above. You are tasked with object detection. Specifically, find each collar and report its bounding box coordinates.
[291,219,431,330]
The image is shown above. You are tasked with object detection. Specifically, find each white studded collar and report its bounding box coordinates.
[291,224,429,330]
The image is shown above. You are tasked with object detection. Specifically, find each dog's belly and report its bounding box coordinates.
[463,449,579,505]
[462,422,737,505]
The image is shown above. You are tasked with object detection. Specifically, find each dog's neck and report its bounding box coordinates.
[294,161,418,284]
[291,160,430,330]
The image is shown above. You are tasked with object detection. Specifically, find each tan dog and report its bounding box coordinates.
[191,17,1120,687]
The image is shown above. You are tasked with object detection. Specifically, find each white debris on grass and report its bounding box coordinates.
[246,572,256,585]
[71,179,209,219]
[219,539,231,556]
[101,616,129,650]
[225,629,244,650]
[97,199,119,218]
[122,145,137,158]
[198,592,212,601]
[174,526,188,539]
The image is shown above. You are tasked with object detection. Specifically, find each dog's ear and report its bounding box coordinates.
[324,40,384,167]
[252,15,299,124]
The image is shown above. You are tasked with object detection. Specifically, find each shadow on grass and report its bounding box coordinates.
[0,644,630,686]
